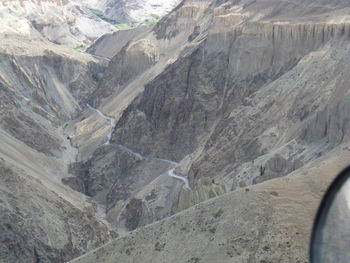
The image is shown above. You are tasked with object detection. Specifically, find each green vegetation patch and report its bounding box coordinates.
[89,8,120,24]
[115,23,135,30]
[270,191,279,197]
[74,44,85,51]
[239,181,247,188]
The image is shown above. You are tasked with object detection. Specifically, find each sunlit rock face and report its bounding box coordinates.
[0,0,116,47]
[99,0,182,24]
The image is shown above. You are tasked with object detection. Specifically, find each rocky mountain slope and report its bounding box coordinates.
[100,0,182,24]
[0,0,116,47]
[70,141,350,263]
[0,35,116,262]
[65,0,350,233]
[0,160,116,263]
[87,25,152,59]
[2,0,350,262]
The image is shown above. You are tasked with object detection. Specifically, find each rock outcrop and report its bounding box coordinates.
[87,25,152,59]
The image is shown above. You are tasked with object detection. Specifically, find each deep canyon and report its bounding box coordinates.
[1,0,350,262]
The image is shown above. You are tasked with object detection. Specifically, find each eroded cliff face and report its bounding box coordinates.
[0,35,116,262]
[111,1,350,169]
[74,0,350,227]
[68,0,217,231]
[3,0,350,261]
[0,35,105,156]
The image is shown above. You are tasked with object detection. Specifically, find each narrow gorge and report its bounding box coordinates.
[1,0,350,262]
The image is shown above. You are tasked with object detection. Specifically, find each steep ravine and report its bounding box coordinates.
[1,8,211,258]
[0,35,117,262]
[66,0,350,237]
[69,104,192,232]
[86,103,190,188]
[2,0,350,261]
[106,0,350,213]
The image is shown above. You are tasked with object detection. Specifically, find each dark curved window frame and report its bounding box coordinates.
[310,165,350,262]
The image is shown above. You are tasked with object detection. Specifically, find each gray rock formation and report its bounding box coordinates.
[0,35,116,262]
[99,0,182,24]
[68,143,185,231]
[0,161,116,263]
[92,37,161,106]
[66,0,350,235]
[70,143,350,263]
[0,0,116,47]
[0,35,105,155]
[87,25,152,59]
[2,0,350,262]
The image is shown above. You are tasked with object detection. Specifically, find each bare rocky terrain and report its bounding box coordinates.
[87,25,152,59]
[0,160,116,263]
[68,0,350,234]
[0,35,116,262]
[1,0,350,262]
[93,0,182,24]
[0,0,116,47]
[70,143,350,263]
